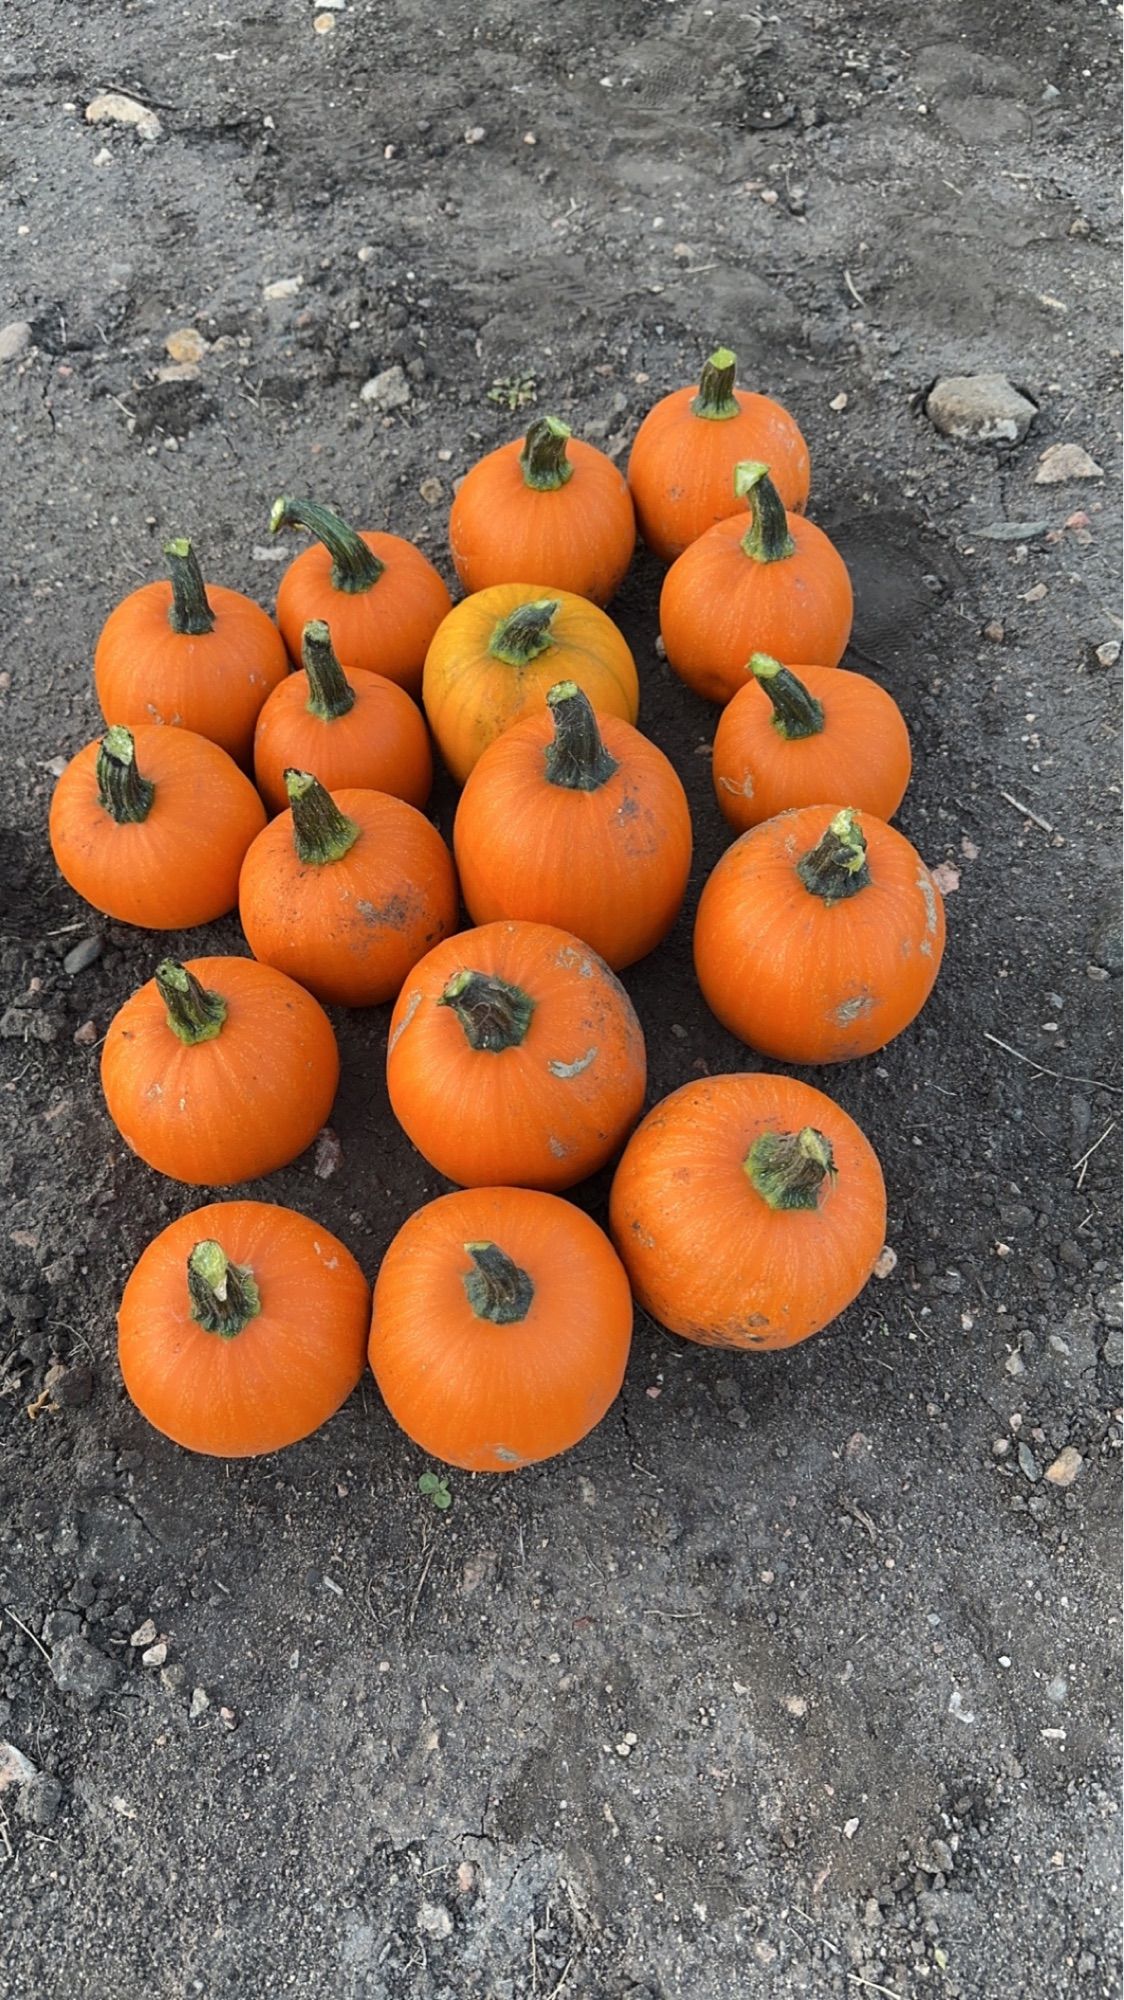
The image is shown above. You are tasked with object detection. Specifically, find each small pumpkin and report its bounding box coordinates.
[253,619,433,815]
[118,1201,369,1456]
[94,538,289,765]
[271,496,452,698]
[660,462,853,703]
[101,957,339,1185]
[628,347,811,563]
[609,1073,886,1350]
[448,415,635,605]
[454,682,692,968]
[423,584,639,784]
[49,724,266,929]
[711,653,912,833]
[694,804,945,1062]
[368,1186,633,1471]
[387,918,647,1190]
[238,772,458,1006]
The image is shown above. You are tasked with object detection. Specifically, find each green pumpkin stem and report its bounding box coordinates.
[750,653,825,740]
[164,538,216,637]
[301,620,356,721]
[187,1240,262,1339]
[96,727,155,825]
[691,346,740,421]
[744,1127,836,1211]
[155,961,228,1045]
[796,808,871,904]
[519,416,574,492]
[489,598,561,667]
[544,682,619,790]
[284,769,361,865]
[735,462,796,563]
[462,1241,535,1324]
[270,497,385,594]
[439,969,536,1052]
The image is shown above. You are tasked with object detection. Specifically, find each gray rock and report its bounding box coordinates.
[1092,912,1123,977]
[85,92,162,141]
[49,1635,119,1705]
[1017,1442,1041,1483]
[17,1772,63,1826]
[0,320,32,363]
[1033,442,1104,484]
[360,364,411,410]
[63,936,103,976]
[53,1363,94,1408]
[926,375,1037,445]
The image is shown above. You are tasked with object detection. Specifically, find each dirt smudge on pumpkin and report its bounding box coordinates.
[718,771,754,798]
[355,893,411,931]
[547,1046,598,1079]
[835,991,875,1025]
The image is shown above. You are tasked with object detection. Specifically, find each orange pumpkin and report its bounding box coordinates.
[423,584,639,784]
[94,538,289,765]
[252,619,433,815]
[49,724,266,930]
[118,1201,369,1456]
[711,653,912,832]
[448,416,635,605]
[271,496,452,697]
[454,682,692,967]
[609,1073,886,1350]
[238,773,458,1006]
[628,348,811,562]
[387,918,647,1190]
[694,805,945,1062]
[101,957,339,1185]
[368,1186,633,1470]
[660,462,853,703]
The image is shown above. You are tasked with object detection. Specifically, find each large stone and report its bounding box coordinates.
[926,374,1036,445]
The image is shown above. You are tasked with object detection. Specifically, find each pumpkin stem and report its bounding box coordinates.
[744,1127,836,1211]
[750,653,825,740]
[164,538,216,637]
[489,598,561,667]
[301,620,357,721]
[155,960,228,1045]
[796,807,872,904]
[462,1241,535,1324]
[439,968,536,1052]
[544,682,620,791]
[187,1240,262,1339]
[284,769,362,865]
[519,416,575,492]
[735,462,796,564]
[270,497,385,594]
[96,727,155,825]
[691,346,740,421]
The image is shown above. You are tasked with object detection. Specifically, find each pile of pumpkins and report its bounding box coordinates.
[47,348,945,1474]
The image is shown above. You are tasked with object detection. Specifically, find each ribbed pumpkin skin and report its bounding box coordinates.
[369,1187,634,1471]
[449,439,635,605]
[422,586,640,784]
[95,583,290,766]
[628,388,810,563]
[609,1074,886,1350]
[660,514,853,704]
[238,789,458,1007]
[693,805,945,1063]
[101,957,339,1185]
[253,666,433,816]
[712,663,912,832]
[118,1201,369,1456]
[49,726,266,930]
[386,920,647,1189]
[453,709,692,968]
[274,533,452,697]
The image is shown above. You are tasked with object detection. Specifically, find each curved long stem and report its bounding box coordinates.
[155,961,228,1045]
[165,539,216,636]
[301,620,356,720]
[462,1241,535,1324]
[271,497,385,593]
[749,654,824,740]
[744,1127,835,1211]
[519,417,574,492]
[735,462,795,563]
[691,347,739,420]
[439,969,536,1051]
[796,808,871,904]
[489,598,560,667]
[96,727,155,825]
[544,682,619,790]
[187,1240,262,1338]
[284,769,361,864]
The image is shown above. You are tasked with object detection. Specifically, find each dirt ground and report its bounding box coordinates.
[1,2,1120,1995]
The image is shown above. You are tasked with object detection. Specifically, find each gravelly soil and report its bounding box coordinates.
[0,3,1120,1996]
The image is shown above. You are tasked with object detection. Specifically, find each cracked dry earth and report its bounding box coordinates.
[0,3,1121,1997]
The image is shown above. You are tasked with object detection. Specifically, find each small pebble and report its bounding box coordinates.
[873,1245,898,1279]
[1033,442,1104,485]
[829,391,848,412]
[164,327,207,365]
[63,936,102,976]
[1017,1442,1041,1482]
[359,364,410,410]
[464,126,486,146]
[1044,1446,1082,1488]
[263,277,302,301]
[983,619,1005,642]
[419,476,443,505]
[189,1687,209,1719]
[313,10,336,29]
[18,1773,63,1826]
[130,1618,157,1648]
[141,1642,168,1668]
[0,320,32,363]
[85,93,162,141]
